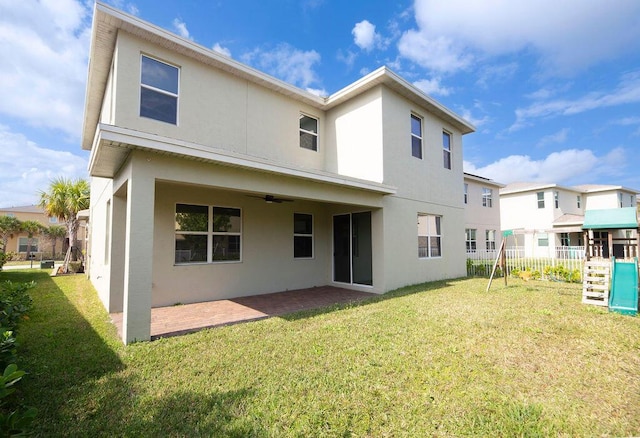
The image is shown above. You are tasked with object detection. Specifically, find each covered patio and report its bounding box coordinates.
[110,286,376,340]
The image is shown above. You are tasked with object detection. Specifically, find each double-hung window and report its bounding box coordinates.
[463,183,468,204]
[482,188,493,207]
[294,213,313,258]
[18,237,38,253]
[418,214,441,258]
[175,204,241,264]
[465,228,477,251]
[300,114,318,151]
[537,192,545,209]
[486,230,496,250]
[577,195,581,208]
[554,191,559,208]
[140,55,179,124]
[443,131,452,169]
[411,114,423,159]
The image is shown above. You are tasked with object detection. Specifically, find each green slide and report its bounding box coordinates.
[609,257,639,316]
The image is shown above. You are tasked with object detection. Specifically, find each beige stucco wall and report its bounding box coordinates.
[111,31,326,172]
[88,176,113,308]
[464,178,502,251]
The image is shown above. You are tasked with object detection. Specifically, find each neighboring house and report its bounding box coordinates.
[83,3,475,343]
[499,182,639,258]
[463,173,504,253]
[0,205,73,258]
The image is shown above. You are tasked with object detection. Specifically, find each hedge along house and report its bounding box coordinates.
[83,3,475,343]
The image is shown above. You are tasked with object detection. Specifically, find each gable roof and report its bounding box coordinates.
[582,207,638,230]
[0,205,43,214]
[82,2,475,151]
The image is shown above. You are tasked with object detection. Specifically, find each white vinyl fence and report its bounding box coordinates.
[467,246,585,282]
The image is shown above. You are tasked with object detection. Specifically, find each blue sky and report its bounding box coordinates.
[1,0,640,208]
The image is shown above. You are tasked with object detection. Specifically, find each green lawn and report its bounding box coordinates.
[3,270,640,436]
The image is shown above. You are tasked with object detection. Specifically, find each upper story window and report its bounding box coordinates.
[554,191,559,208]
[482,188,493,207]
[464,183,468,204]
[411,114,423,159]
[443,131,451,169]
[577,195,581,208]
[537,191,545,209]
[294,213,313,258]
[618,192,623,207]
[140,55,179,124]
[299,114,318,151]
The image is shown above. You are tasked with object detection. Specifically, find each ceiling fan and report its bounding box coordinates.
[246,194,293,204]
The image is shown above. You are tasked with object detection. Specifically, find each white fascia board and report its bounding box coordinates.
[95,124,397,195]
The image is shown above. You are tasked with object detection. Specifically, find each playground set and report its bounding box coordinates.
[487,207,639,316]
[581,207,639,315]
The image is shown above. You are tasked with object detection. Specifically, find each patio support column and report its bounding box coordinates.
[122,156,155,344]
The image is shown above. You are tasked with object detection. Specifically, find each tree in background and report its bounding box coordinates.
[20,220,43,262]
[38,178,90,273]
[42,225,67,260]
[0,216,21,254]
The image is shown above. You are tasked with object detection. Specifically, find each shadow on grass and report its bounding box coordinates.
[0,270,125,434]
[280,279,457,322]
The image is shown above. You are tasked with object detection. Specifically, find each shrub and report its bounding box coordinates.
[0,254,5,272]
[0,282,34,335]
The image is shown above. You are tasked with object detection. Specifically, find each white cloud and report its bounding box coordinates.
[0,126,88,208]
[0,0,91,139]
[305,87,327,97]
[241,44,322,89]
[511,71,640,131]
[212,43,231,57]
[537,128,569,147]
[352,20,377,51]
[464,148,624,185]
[172,18,192,40]
[105,0,139,16]
[458,107,489,128]
[413,77,451,96]
[399,0,640,75]
[336,49,357,68]
[475,63,518,89]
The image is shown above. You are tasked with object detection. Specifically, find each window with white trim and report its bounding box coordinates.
[48,216,58,224]
[486,230,496,250]
[554,191,559,208]
[299,114,318,151]
[18,237,38,253]
[294,213,313,258]
[482,188,493,207]
[537,191,545,209]
[418,214,441,258]
[175,204,241,264]
[464,183,468,204]
[443,131,451,169]
[618,192,623,207]
[140,55,179,124]
[577,195,581,208]
[411,114,423,159]
[465,228,476,251]
[538,233,549,247]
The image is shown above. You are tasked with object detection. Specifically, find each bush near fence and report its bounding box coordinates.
[466,249,584,283]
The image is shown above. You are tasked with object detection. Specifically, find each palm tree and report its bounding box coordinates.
[0,215,21,253]
[39,178,90,273]
[42,225,67,260]
[20,220,43,262]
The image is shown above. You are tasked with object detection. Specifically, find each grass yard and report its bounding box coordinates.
[3,270,640,437]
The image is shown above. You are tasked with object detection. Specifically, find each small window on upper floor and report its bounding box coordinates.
[577,195,581,208]
[411,114,423,159]
[554,191,559,208]
[618,192,623,208]
[443,131,452,169]
[140,55,179,124]
[299,114,318,151]
[482,188,493,208]
[537,191,545,209]
[464,183,468,204]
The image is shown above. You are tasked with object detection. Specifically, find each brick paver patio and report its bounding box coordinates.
[110,286,376,340]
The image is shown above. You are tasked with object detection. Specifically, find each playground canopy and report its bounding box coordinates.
[582,207,638,229]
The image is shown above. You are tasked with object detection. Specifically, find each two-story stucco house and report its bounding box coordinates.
[83,3,475,343]
[499,182,638,258]
[463,173,504,253]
